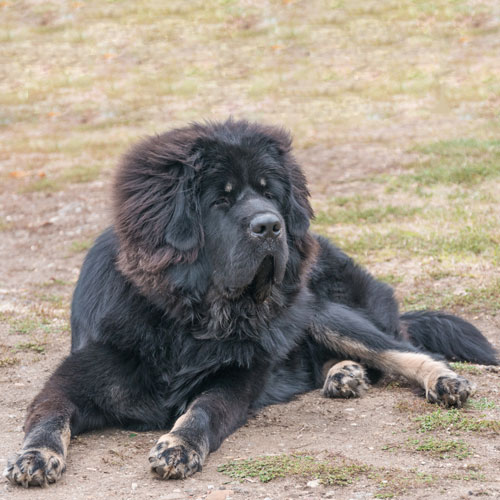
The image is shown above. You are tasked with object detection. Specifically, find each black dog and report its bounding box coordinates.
[5,119,497,487]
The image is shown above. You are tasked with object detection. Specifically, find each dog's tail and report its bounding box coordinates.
[400,311,498,365]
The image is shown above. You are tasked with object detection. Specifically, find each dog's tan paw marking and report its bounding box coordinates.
[3,448,65,488]
[427,374,475,408]
[148,434,203,480]
[322,362,368,399]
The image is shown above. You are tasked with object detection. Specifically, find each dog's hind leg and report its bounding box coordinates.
[322,360,369,399]
[311,303,475,407]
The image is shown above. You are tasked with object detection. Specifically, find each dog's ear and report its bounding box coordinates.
[261,125,313,239]
[163,172,202,252]
[287,184,311,238]
[114,131,204,263]
[286,167,312,239]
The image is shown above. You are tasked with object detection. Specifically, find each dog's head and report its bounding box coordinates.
[114,119,314,303]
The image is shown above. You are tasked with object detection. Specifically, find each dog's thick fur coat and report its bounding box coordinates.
[5,119,497,487]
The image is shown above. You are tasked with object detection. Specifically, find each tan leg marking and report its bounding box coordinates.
[4,421,70,487]
[380,351,475,407]
[322,360,369,399]
[311,328,474,407]
[321,359,340,379]
[148,409,208,480]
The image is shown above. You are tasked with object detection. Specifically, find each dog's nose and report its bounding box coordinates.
[250,213,282,239]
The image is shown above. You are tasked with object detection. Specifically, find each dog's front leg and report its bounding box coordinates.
[149,366,260,480]
[3,371,76,487]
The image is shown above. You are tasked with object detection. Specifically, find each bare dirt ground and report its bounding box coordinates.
[1,164,499,500]
[1,1,500,499]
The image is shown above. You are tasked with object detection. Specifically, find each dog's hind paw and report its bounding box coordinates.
[3,448,65,487]
[148,434,203,480]
[426,374,475,408]
[322,361,369,399]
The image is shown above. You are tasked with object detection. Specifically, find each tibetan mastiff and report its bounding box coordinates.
[5,119,498,487]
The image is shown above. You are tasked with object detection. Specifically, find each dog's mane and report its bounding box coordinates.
[112,119,316,314]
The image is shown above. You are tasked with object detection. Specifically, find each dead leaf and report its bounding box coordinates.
[9,171,30,179]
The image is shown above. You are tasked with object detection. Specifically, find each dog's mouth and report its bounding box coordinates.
[247,254,285,303]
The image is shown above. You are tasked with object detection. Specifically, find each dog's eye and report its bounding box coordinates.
[213,197,230,207]
[264,191,274,200]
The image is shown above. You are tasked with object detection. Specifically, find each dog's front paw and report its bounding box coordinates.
[149,434,203,479]
[322,361,369,399]
[3,448,65,487]
[426,374,475,408]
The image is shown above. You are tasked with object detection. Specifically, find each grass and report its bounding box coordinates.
[35,293,65,308]
[310,133,500,319]
[370,468,435,499]
[467,397,497,411]
[218,453,444,497]
[416,409,500,433]
[217,454,368,485]
[449,362,482,375]
[0,217,13,231]
[402,278,500,314]
[69,239,93,254]
[40,278,73,287]
[404,139,500,186]
[314,199,422,225]
[3,0,500,189]
[0,356,19,368]
[409,437,472,460]
[447,470,486,482]
[9,316,50,335]
[20,164,103,193]
[313,178,500,314]
[14,341,46,354]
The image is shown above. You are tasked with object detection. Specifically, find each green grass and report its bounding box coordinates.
[334,225,499,261]
[447,470,486,482]
[69,239,93,254]
[449,362,482,376]
[402,278,500,314]
[314,201,422,225]
[370,468,435,499]
[0,356,19,367]
[2,0,499,196]
[35,293,65,308]
[40,278,73,288]
[375,273,404,286]
[390,139,500,188]
[416,409,500,434]
[0,217,13,231]
[310,136,500,321]
[467,397,497,411]
[218,454,368,485]
[9,316,50,335]
[14,341,46,354]
[409,437,472,460]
